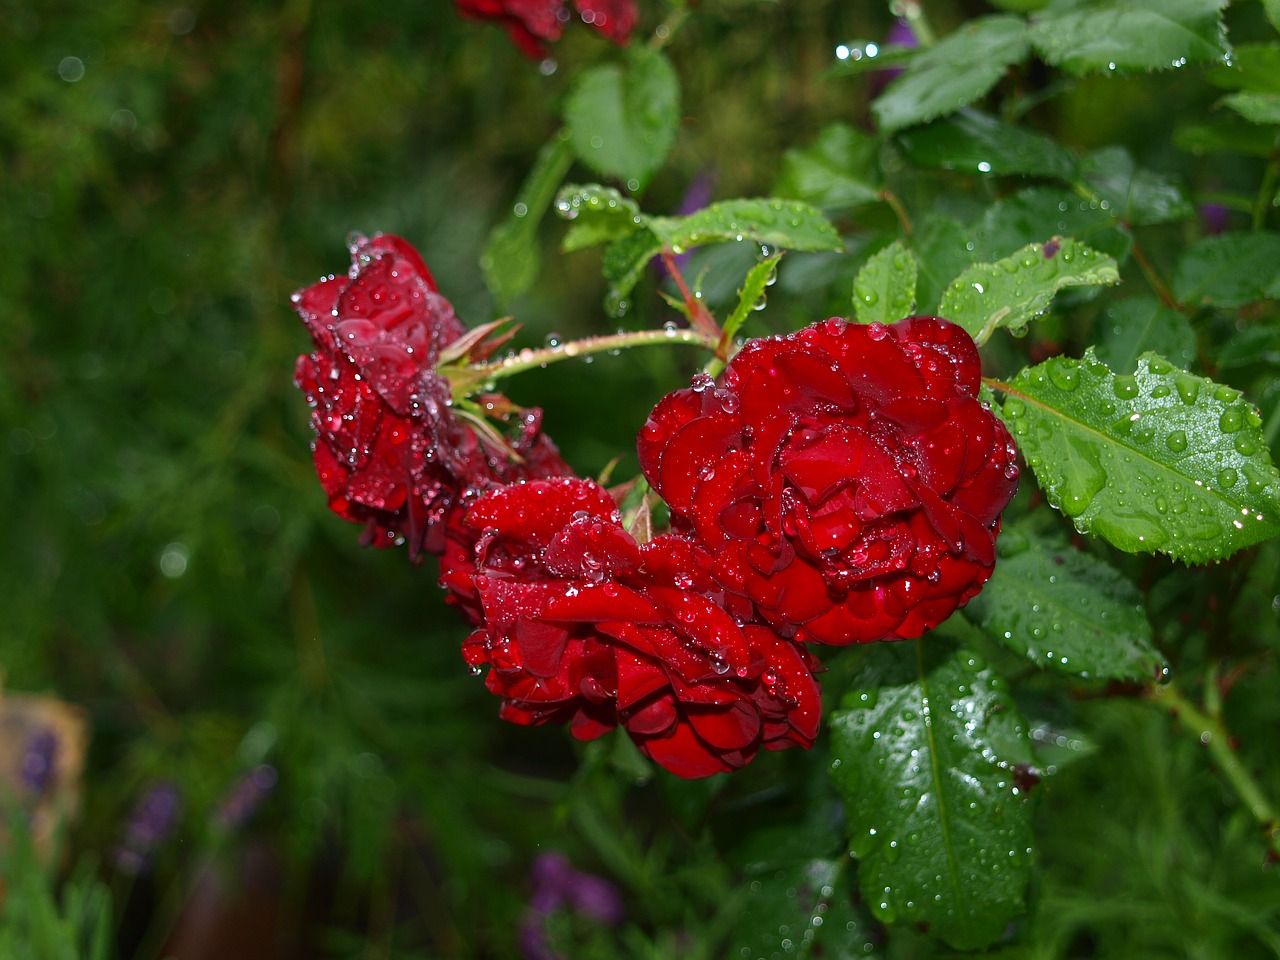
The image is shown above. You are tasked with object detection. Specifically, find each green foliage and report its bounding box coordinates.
[965,530,1165,680]
[1173,231,1280,307]
[564,47,680,189]
[872,15,1030,132]
[829,629,1035,950]
[938,239,1120,342]
[896,109,1078,180]
[996,352,1280,562]
[852,241,918,325]
[773,123,882,212]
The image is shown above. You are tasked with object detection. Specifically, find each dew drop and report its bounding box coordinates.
[1165,430,1188,453]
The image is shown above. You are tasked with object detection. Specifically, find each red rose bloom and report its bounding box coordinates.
[456,0,638,58]
[293,233,571,559]
[638,317,1019,646]
[447,477,822,778]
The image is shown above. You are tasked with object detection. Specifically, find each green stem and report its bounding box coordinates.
[1147,680,1280,856]
[650,0,690,49]
[1252,158,1280,231]
[891,0,936,46]
[879,189,914,237]
[1129,238,1182,312]
[447,327,719,398]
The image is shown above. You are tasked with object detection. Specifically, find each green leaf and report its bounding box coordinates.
[1268,0,1280,34]
[976,186,1132,261]
[1079,146,1194,225]
[480,135,575,307]
[829,631,1035,950]
[910,214,977,313]
[1218,324,1280,372]
[723,252,783,341]
[828,40,919,76]
[896,109,1077,180]
[938,239,1120,342]
[1173,231,1280,308]
[872,15,1031,133]
[563,46,679,189]
[995,351,1280,563]
[1094,296,1198,373]
[1174,117,1280,156]
[774,122,881,211]
[852,240,917,324]
[1028,0,1230,76]
[1206,43,1280,93]
[1218,91,1280,125]
[734,856,883,960]
[966,535,1165,680]
[600,199,843,317]
[554,183,642,253]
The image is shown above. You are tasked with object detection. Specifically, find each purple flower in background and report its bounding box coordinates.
[115,780,182,874]
[214,764,278,829]
[870,19,919,96]
[1199,202,1231,235]
[20,728,59,794]
[519,851,625,960]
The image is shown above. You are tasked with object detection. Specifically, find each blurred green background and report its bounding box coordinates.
[6,0,1280,957]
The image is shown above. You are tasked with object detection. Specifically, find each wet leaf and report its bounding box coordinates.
[564,46,679,189]
[1173,231,1280,308]
[774,122,881,211]
[976,186,1133,262]
[481,136,575,306]
[600,199,842,317]
[1094,296,1198,373]
[1206,42,1280,93]
[852,240,917,325]
[827,40,918,77]
[896,109,1076,180]
[909,214,977,314]
[1029,0,1230,76]
[1079,146,1194,225]
[733,856,884,960]
[724,252,783,341]
[554,183,642,253]
[938,238,1119,342]
[872,15,1030,133]
[966,535,1165,680]
[829,629,1035,950]
[995,350,1280,563]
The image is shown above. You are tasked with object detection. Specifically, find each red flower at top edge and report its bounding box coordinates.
[456,0,638,58]
[637,316,1019,646]
[445,477,822,778]
[292,233,572,560]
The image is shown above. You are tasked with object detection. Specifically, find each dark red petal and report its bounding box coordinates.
[466,478,618,545]
[360,233,439,292]
[291,275,347,348]
[684,700,760,751]
[637,388,704,495]
[634,719,734,778]
[654,413,743,515]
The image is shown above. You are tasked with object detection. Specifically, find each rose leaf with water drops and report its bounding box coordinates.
[896,109,1078,181]
[1171,231,1280,308]
[963,529,1165,681]
[852,240,918,325]
[554,183,642,253]
[1028,0,1231,77]
[600,198,842,317]
[828,625,1035,950]
[994,350,1280,563]
[722,251,783,343]
[773,121,882,212]
[1093,296,1198,375]
[938,238,1120,343]
[563,45,679,190]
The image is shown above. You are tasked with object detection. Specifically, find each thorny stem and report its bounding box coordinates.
[880,189,914,237]
[661,248,723,339]
[447,327,719,399]
[1129,238,1182,312]
[1146,679,1280,858]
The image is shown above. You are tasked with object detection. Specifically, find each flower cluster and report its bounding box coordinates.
[292,237,1017,778]
[455,0,638,58]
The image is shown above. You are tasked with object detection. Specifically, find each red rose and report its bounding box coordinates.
[637,317,1019,645]
[293,233,571,559]
[456,0,638,58]
[447,477,822,778]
